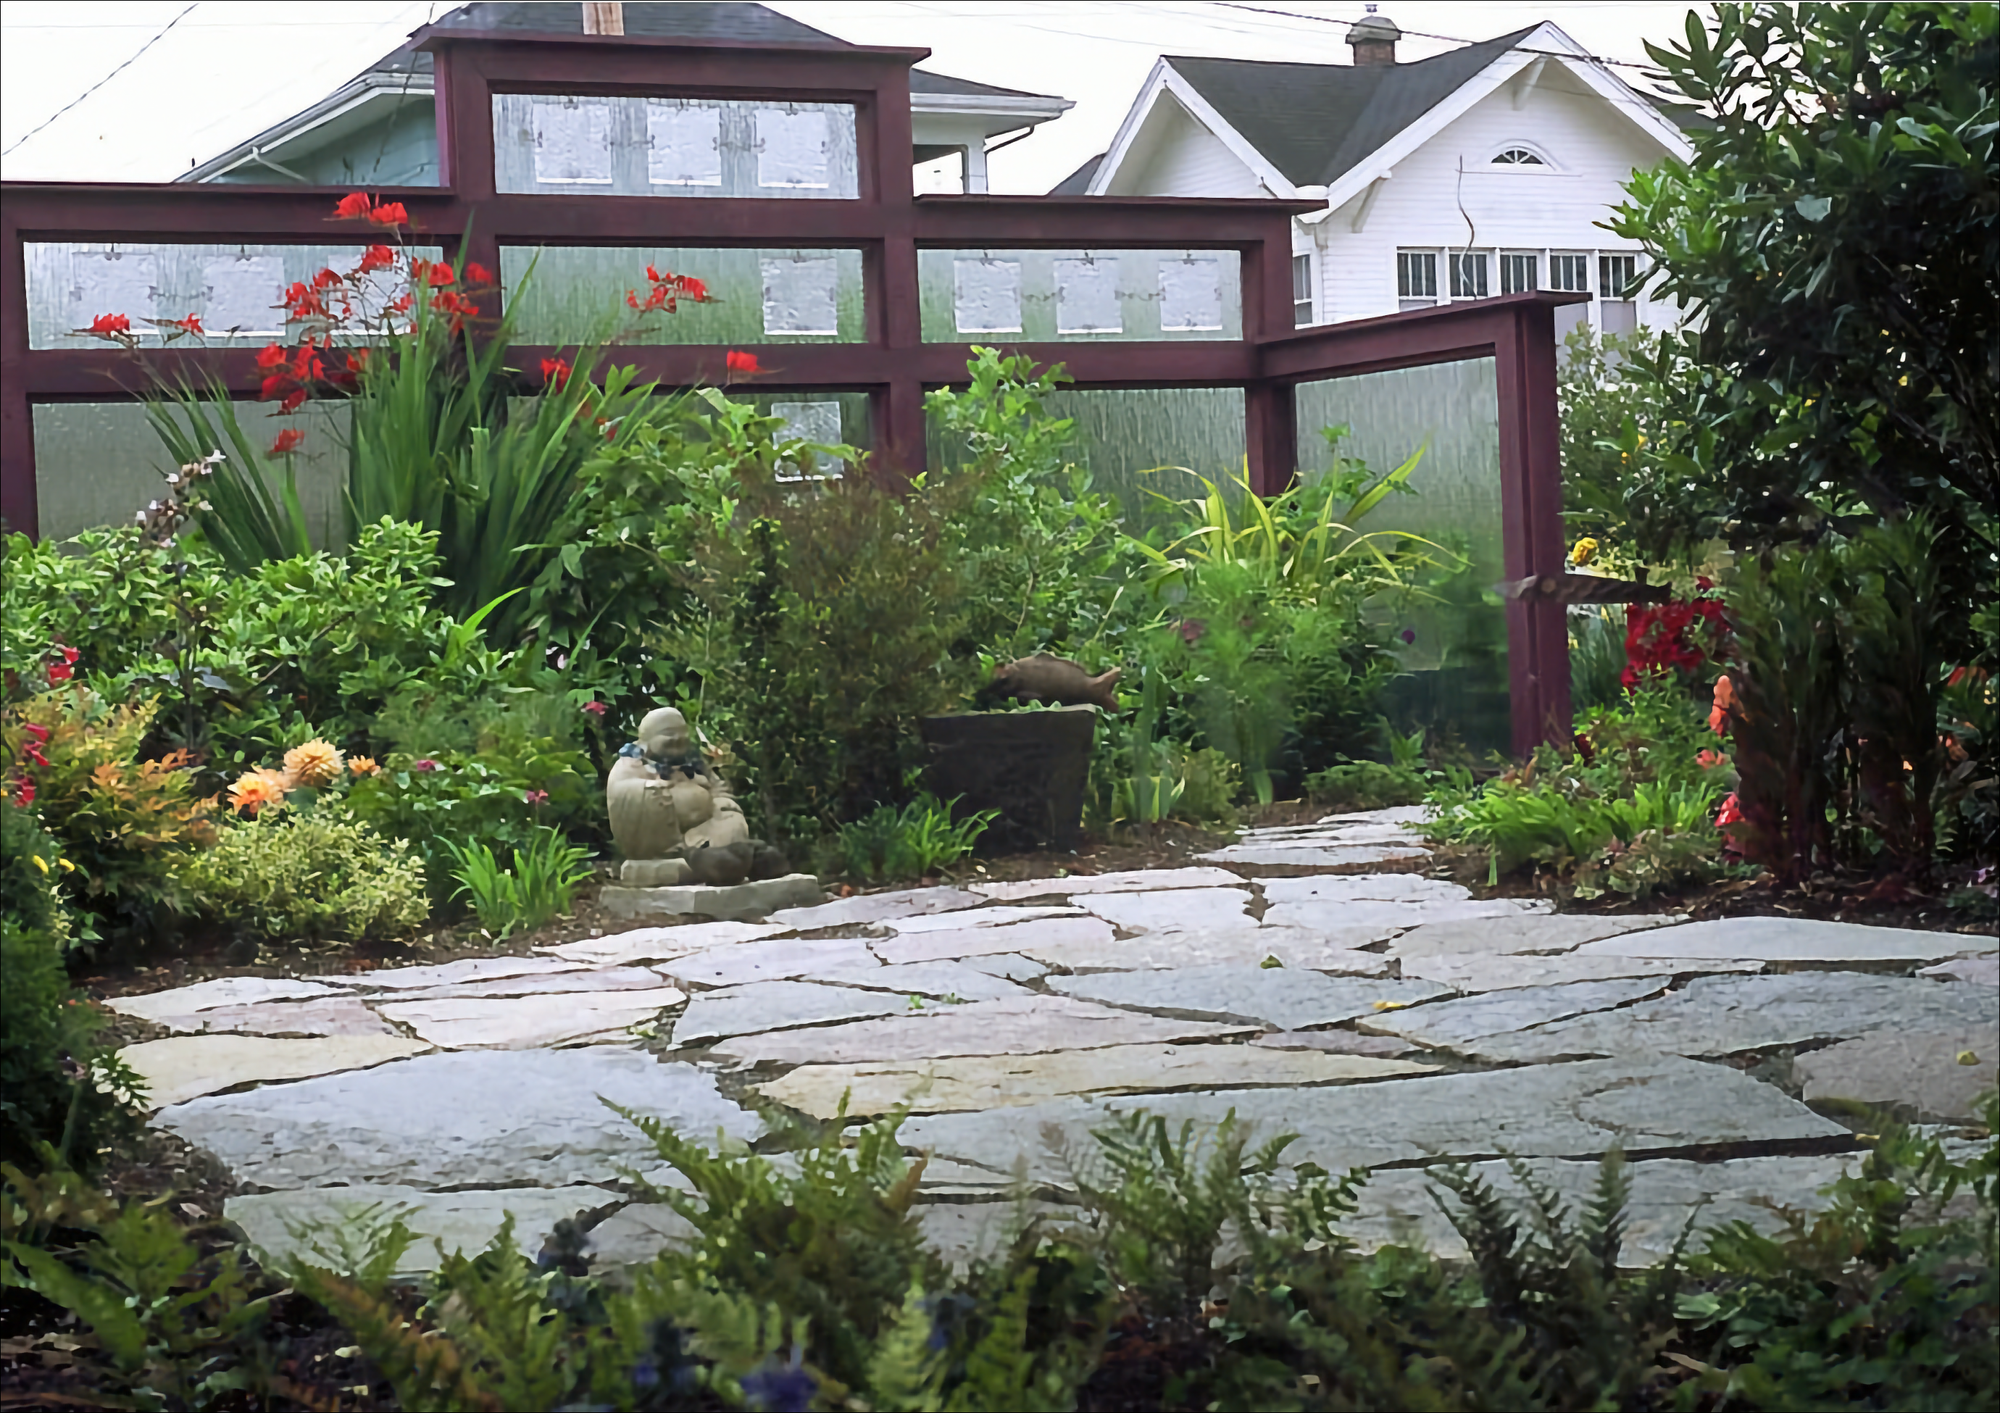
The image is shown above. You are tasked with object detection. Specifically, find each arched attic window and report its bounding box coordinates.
[1490,143,1554,168]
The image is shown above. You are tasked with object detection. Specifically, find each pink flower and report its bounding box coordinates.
[1696,749,1727,770]
[524,789,549,806]
[412,758,440,772]
[582,701,608,718]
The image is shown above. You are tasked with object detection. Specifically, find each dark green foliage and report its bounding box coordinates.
[1306,760,1427,813]
[836,793,998,882]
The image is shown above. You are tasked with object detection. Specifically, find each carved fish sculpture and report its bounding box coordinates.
[991,653,1122,711]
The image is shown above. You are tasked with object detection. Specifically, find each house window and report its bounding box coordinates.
[1549,254,1589,292]
[1500,253,1537,295]
[1396,250,1437,311]
[1292,252,1314,327]
[1599,254,1641,298]
[1492,147,1546,165]
[1449,251,1489,299]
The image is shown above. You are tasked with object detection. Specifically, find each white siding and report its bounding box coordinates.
[1116,96,1264,198]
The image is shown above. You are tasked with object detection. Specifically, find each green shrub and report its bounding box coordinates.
[184,805,428,944]
[445,826,594,938]
[1306,760,1427,812]
[835,793,998,881]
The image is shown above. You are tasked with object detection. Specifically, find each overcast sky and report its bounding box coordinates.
[0,0,1704,193]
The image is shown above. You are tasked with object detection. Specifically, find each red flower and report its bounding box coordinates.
[1696,748,1726,769]
[85,313,130,336]
[279,389,309,414]
[24,723,50,742]
[345,350,369,373]
[46,662,72,684]
[524,789,550,806]
[259,374,291,402]
[163,313,203,335]
[411,259,453,287]
[359,243,396,273]
[725,350,763,374]
[1714,792,1743,828]
[269,428,306,455]
[412,758,440,772]
[367,201,408,227]
[582,701,608,717]
[388,293,414,315]
[311,266,342,290]
[8,779,34,808]
[541,357,572,388]
[462,262,494,285]
[332,192,373,220]
[256,343,288,369]
[678,275,709,302]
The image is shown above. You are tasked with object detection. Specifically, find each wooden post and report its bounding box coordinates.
[582,4,624,36]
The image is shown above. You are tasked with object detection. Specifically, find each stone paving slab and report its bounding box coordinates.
[1251,1030,1415,1058]
[158,1048,761,1190]
[885,905,1086,934]
[815,961,1034,1003]
[673,981,911,1048]
[1465,971,2000,1063]
[970,868,1242,902]
[319,955,596,991]
[1318,806,1430,827]
[381,966,674,1003]
[1260,875,1473,905]
[1388,913,1684,959]
[899,1057,1849,1186]
[1920,955,2000,987]
[121,1034,430,1108]
[1048,966,1449,1030]
[1077,887,1255,934]
[768,886,985,931]
[1359,978,1670,1051]
[960,954,1049,982]
[378,988,687,1050]
[1263,897,1550,934]
[754,1043,1438,1119]
[1021,928,1394,975]
[1795,1029,2000,1122]
[109,977,341,1023]
[873,915,1115,967]
[662,936,880,989]
[1401,952,1762,993]
[144,998,398,1038]
[538,921,786,966]
[708,994,1255,1067]
[1574,915,1999,964]
[1199,844,1429,868]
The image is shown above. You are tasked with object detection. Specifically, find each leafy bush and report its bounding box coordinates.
[835,793,998,881]
[184,806,429,944]
[445,826,594,938]
[1306,759,1427,812]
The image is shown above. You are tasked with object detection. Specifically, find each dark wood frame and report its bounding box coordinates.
[0,26,1579,755]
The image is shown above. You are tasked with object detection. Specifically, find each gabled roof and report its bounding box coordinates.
[1164,28,1534,189]
[1049,153,1105,196]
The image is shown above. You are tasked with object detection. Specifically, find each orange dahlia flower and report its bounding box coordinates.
[284,739,344,787]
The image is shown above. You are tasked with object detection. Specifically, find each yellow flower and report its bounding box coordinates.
[31,855,47,874]
[284,739,344,787]
[1571,537,1600,567]
[348,756,380,777]
[58,858,75,872]
[227,769,292,817]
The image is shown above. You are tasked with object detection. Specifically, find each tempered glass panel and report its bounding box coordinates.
[920,249,1242,342]
[493,94,858,199]
[32,400,348,547]
[502,246,864,344]
[1295,359,1510,757]
[25,242,442,350]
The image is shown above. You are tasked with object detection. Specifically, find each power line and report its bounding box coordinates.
[1207,2,1662,72]
[2,2,202,158]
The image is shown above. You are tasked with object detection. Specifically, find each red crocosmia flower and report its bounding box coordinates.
[279,389,309,414]
[12,780,35,807]
[86,313,131,336]
[259,375,290,401]
[45,662,72,685]
[311,266,342,290]
[1714,793,1743,828]
[345,350,369,373]
[1696,748,1726,770]
[725,350,763,374]
[367,201,408,227]
[269,428,306,455]
[332,192,373,220]
[24,724,50,743]
[359,243,396,273]
[582,701,608,717]
[256,343,288,369]
[541,357,572,388]
[462,262,494,285]
[165,313,203,334]
[411,259,453,287]
[388,293,414,315]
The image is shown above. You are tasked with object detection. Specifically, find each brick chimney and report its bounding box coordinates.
[1347,14,1401,67]
[583,3,624,35]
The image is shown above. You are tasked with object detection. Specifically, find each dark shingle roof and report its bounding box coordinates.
[910,71,1045,99]
[1167,28,1535,187]
[1049,153,1104,195]
[368,1,848,76]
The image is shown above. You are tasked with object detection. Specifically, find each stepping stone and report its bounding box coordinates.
[898,1056,1847,1186]
[672,981,909,1047]
[378,987,686,1049]
[1047,967,1448,1030]
[1920,955,2000,987]
[1263,897,1548,933]
[119,1034,429,1108]
[108,976,340,1023]
[662,936,879,989]
[588,1202,699,1266]
[885,904,1085,934]
[386,966,676,1002]
[321,956,594,992]
[1198,844,1429,868]
[226,1183,628,1277]
[156,1048,762,1190]
[769,886,984,931]
[1319,806,1430,827]
[1239,825,1422,847]
[1022,928,1393,975]
[971,867,1241,902]
[1078,887,1254,934]
[144,997,397,1038]
[708,994,1253,1067]
[873,915,1114,967]
[1465,971,2000,1063]
[1574,915,1997,964]
[1261,874,1473,905]
[1389,913,1684,959]
[599,873,824,922]
[1359,978,1669,1051]
[755,1043,1437,1119]
[815,961,1033,1003]
[1795,1029,1999,1122]
[1251,1031,1414,1058]
[1402,952,1762,993]
[960,954,1048,982]
[539,921,786,965]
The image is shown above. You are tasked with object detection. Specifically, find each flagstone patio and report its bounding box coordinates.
[109,808,1999,1275]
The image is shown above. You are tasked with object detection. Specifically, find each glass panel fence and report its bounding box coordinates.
[492,95,860,199]
[918,249,1242,342]
[24,243,443,351]
[501,245,865,345]
[1294,359,1510,758]
[31,400,349,547]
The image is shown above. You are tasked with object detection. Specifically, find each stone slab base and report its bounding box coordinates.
[600,874,825,922]
[621,858,692,886]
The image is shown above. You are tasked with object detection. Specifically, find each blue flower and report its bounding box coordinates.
[630,1358,659,1390]
[741,1353,817,1413]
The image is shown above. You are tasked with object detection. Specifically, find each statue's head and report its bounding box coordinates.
[637,707,690,759]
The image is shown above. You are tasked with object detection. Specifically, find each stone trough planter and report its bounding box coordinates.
[920,706,1096,851]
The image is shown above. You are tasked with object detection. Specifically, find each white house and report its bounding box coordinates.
[1058,15,1697,338]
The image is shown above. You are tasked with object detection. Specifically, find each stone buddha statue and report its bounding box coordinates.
[605,707,786,887]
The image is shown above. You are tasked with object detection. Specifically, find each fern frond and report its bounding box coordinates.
[868,1278,945,1413]
[296,1271,501,1413]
